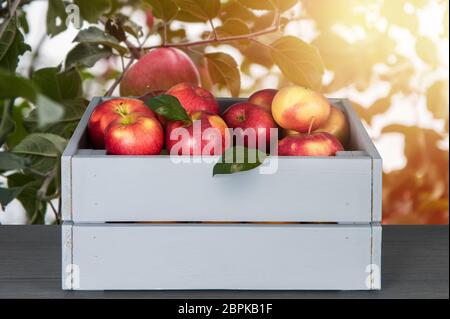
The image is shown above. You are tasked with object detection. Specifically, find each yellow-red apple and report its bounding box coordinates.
[222,102,277,151]
[105,113,164,155]
[278,132,344,156]
[88,98,156,149]
[272,86,331,133]
[167,82,219,114]
[120,48,200,97]
[248,89,278,112]
[316,105,349,146]
[166,111,229,155]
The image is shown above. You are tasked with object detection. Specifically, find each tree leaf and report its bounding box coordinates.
[0,100,15,146]
[0,15,17,61]
[144,94,191,122]
[6,101,31,148]
[174,0,220,22]
[0,152,30,171]
[0,24,30,73]
[73,26,128,55]
[13,133,67,158]
[238,0,298,12]
[46,0,68,37]
[0,186,23,209]
[205,52,241,97]
[144,0,179,22]
[35,94,65,128]
[0,69,38,102]
[6,173,47,224]
[32,67,83,102]
[74,0,111,23]
[270,36,325,91]
[213,146,267,176]
[215,18,250,46]
[65,42,112,69]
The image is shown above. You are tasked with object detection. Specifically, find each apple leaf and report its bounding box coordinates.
[270,36,325,91]
[0,15,17,61]
[0,186,23,209]
[46,0,68,37]
[144,0,179,23]
[216,18,251,46]
[74,0,111,23]
[205,52,241,97]
[0,152,30,171]
[0,100,15,146]
[73,26,128,56]
[145,95,191,123]
[174,0,220,22]
[213,146,267,176]
[65,43,113,69]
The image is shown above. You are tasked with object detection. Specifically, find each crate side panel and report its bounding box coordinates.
[72,224,373,290]
[71,157,372,222]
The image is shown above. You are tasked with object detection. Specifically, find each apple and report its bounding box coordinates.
[88,97,156,149]
[316,105,349,146]
[120,48,200,97]
[272,86,331,133]
[166,111,230,156]
[278,132,344,156]
[167,82,220,114]
[222,102,277,151]
[105,113,164,155]
[248,89,278,112]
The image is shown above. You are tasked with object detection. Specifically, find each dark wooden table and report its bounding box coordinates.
[0,225,448,299]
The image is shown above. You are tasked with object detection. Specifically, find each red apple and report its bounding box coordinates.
[167,82,220,114]
[272,86,331,133]
[248,89,278,112]
[88,98,156,149]
[222,102,277,151]
[120,48,200,97]
[166,111,230,155]
[105,113,164,155]
[278,132,344,156]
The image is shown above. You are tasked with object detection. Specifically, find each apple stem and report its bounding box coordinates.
[308,117,316,136]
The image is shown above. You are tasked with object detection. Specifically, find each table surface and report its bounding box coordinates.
[0,225,448,299]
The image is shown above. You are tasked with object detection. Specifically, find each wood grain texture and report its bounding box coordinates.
[0,226,447,298]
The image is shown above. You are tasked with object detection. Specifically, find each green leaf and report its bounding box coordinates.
[74,0,111,23]
[238,0,298,12]
[6,101,31,148]
[270,36,325,91]
[174,0,220,21]
[35,94,65,128]
[0,152,30,171]
[145,95,191,122]
[65,43,112,69]
[205,52,241,97]
[0,15,17,61]
[32,67,83,102]
[0,100,15,146]
[24,98,86,138]
[144,0,179,22]
[0,186,23,208]
[0,25,30,73]
[6,173,47,224]
[12,133,67,175]
[73,26,128,55]
[47,0,68,37]
[0,69,37,101]
[213,146,267,176]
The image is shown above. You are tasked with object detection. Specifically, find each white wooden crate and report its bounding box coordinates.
[61,98,382,291]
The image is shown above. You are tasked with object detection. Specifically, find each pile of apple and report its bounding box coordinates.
[88,83,349,157]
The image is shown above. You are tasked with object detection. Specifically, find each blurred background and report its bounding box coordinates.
[0,0,448,224]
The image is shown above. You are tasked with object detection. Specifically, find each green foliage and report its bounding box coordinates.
[145,95,191,123]
[205,52,241,98]
[213,146,267,176]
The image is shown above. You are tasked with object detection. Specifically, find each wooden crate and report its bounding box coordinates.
[61,97,382,290]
